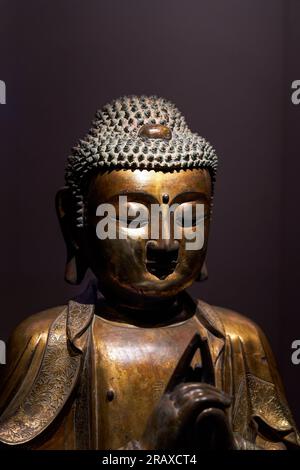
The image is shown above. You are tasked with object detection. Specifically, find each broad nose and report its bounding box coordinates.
[146,239,179,280]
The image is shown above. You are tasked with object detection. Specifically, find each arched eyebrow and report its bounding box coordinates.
[107,190,159,205]
[170,191,210,205]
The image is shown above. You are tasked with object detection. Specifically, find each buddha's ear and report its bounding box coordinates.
[196,261,208,282]
[55,188,88,285]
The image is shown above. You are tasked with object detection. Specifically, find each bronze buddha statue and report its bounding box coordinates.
[0,96,299,450]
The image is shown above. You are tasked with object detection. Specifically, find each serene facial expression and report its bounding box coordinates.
[83,168,212,304]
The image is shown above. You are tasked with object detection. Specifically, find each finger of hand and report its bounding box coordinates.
[171,383,231,407]
[174,388,231,411]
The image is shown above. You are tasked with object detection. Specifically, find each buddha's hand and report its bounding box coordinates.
[138,383,236,450]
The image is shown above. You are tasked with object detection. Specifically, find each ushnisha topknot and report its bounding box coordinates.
[65,95,218,227]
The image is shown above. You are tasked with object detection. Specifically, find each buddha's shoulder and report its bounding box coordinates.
[197,299,266,347]
[0,306,67,411]
[216,305,262,337]
[8,305,66,350]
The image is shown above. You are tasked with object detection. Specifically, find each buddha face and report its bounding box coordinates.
[83,168,211,305]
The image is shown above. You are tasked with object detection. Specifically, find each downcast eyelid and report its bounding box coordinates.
[170,191,210,205]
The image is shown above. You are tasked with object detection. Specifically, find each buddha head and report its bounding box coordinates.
[57,96,218,307]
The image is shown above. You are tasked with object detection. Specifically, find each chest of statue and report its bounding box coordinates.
[91,314,202,449]
[0,300,297,451]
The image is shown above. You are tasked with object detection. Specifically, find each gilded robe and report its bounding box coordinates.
[0,294,298,450]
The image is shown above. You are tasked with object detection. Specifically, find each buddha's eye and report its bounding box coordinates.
[114,202,149,229]
[174,202,206,228]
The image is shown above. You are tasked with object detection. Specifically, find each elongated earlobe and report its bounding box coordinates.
[64,251,87,285]
[55,188,88,285]
[196,261,208,282]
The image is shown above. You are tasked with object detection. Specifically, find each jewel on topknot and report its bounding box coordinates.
[65,95,218,227]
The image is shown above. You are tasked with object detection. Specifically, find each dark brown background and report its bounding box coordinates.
[0,0,299,426]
